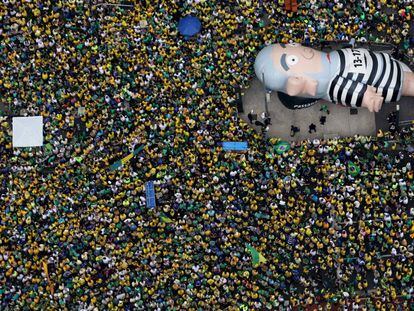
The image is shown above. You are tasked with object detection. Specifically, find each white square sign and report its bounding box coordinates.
[12,116,44,147]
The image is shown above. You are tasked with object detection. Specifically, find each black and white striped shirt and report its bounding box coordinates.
[327,48,405,107]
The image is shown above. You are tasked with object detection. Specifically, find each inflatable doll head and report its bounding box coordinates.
[254,43,324,97]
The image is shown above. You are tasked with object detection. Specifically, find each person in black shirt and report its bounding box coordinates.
[264,117,272,126]
[248,110,257,124]
[290,125,300,137]
[309,123,317,133]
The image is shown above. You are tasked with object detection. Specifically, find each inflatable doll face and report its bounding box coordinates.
[275,43,323,74]
[254,43,323,93]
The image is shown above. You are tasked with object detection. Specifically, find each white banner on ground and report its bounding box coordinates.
[12,116,44,147]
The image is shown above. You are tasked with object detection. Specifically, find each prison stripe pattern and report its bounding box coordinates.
[328,49,403,107]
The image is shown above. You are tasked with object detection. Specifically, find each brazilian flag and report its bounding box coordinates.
[109,145,144,171]
[348,161,360,177]
[274,141,290,155]
[246,244,267,267]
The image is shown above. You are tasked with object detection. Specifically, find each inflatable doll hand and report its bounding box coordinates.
[362,86,383,113]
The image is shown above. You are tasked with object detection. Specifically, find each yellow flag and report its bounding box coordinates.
[43,261,49,279]
[121,152,134,164]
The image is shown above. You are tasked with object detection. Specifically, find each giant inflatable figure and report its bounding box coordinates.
[255,43,414,112]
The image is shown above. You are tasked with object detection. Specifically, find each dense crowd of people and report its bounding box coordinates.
[0,0,413,309]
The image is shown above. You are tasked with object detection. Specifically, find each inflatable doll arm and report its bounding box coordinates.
[361,86,384,113]
[328,76,383,112]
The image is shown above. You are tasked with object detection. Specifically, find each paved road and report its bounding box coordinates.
[240,78,377,141]
[240,79,414,141]
[375,97,414,132]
